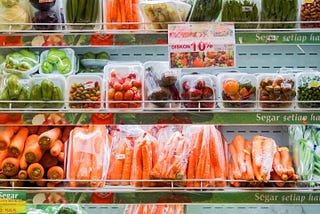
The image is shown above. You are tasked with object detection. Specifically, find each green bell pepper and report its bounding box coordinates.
[47,49,67,64]
[41,79,54,101]
[57,57,72,74]
[41,60,54,74]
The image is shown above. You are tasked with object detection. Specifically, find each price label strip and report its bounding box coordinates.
[0,192,26,214]
[168,23,236,69]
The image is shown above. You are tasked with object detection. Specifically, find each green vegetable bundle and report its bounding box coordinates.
[188,0,222,21]
[221,0,259,29]
[289,125,320,187]
[260,0,298,28]
[66,0,100,29]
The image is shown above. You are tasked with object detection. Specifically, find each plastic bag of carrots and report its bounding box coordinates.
[105,0,140,29]
[229,135,298,187]
[151,127,189,185]
[185,125,228,188]
[67,125,109,187]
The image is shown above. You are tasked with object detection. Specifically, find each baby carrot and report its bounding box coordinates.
[8,127,29,158]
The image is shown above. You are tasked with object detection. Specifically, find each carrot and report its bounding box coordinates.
[142,144,151,187]
[0,126,16,150]
[24,134,43,164]
[40,151,58,169]
[209,126,227,187]
[244,140,254,180]
[50,139,64,157]
[47,182,58,188]
[231,135,246,174]
[26,126,39,135]
[279,147,295,179]
[111,0,119,24]
[121,147,133,185]
[110,140,127,185]
[187,150,196,187]
[228,143,242,179]
[8,127,29,158]
[126,0,133,27]
[18,169,28,179]
[131,0,139,29]
[57,152,64,163]
[0,149,8,167]
[76,143,92,183]
[10,175,24,187]
[131,142,143,187]
[260,137,276,183]
[229,157,241,187]
[195,140,207,188]
[272,149,284,178]
[47,166,64,181]
[36,180,47,187]
[270,171,285,187]
[2,156,20,176]
[38,127,62,150]
[106,0,113,29]
[37,126,51,135]
[61,126,74,143]
[27,163,44,180]
[251,135,263,182]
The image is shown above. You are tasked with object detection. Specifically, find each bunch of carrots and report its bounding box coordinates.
[106,0,139,29]
[67,125,109,188]
[186,125,228,188]
[0,125,71,187]
[125,204,184,214]
[229,134,298,187]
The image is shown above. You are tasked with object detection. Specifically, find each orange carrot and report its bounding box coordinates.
[209,126,227,187]
[24,134,43,164]
[110,140,127,185]
[121,147,133,185]
[0,149,8,167]
[142,144,151,187]
[76,144,92,184]
[131,142,143,187]
[47,182,58,188]
[260,137,276,183]
[18,169,28,179]
[27,163,44,180]
[38,127,62,150]
[8,127,29,158]
[244,140,254,180]
[231,135,246,174]
[2,156,20,176]
[228,143,242,179]
[40,151,58,169]
[0,126,16,150]
[229,158,241,187]
[106,0,113,29]
[111,0,119,24]
[57,152,64,163]
[10,175,24,187]
[47,166,64,181]
[131,0,139,29]
[251,135,263,182]
[187,150,196,187]
[272,149,284,178]
[61,126,74,143]
[195,140,207,188]
[270,171,285,187]
[279,147,295,179]
[50,139,64,157]
[36,180,47,187]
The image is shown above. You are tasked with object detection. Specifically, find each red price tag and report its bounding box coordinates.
[191,41,214,52]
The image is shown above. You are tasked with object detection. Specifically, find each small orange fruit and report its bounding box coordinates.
[223,79,240,95]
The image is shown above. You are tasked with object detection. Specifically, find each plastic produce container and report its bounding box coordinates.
[218,72,257,109]
[257,73,297,109]
[104,0,141,30]
[29,0,63,30]
[300,0,320,28]
[296,71,320,108]
[221,0,259,29]
[143,61,181,109]
[64,0,102,30]
[139,0,191,30]
[66,74,103,109]
[2,49,39,78]
[104,63,144,109]
[180,73,217,109]
[39,48,76,76]
[0,0,32,31]
[29,75,66,109]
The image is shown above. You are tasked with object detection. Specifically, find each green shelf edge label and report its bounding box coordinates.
[0,191,26,214]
